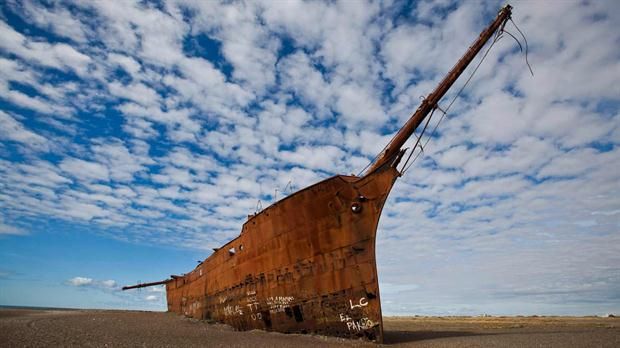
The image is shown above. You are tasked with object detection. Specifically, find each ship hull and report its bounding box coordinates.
[165,164,400,342]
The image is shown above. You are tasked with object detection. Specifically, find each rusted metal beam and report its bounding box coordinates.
[365,5,513,175]
[122,279,171,290]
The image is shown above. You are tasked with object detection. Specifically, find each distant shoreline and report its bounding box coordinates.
[0,305,164,312]
[0,305,82,311]
[0,305,614,317]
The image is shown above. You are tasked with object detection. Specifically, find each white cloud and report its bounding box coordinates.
[100,280,117,289]
[68,276,93,287]
[0,223,27,236]
[59,158,110,182]
[66,277,120,291]
[280,145,346,172]
[108,82,160,108]
[0,21,91,77]
[0,58,75,116]
[0,111,50,151]
[107,53,142,77]
[12,0,89,43]
[148,285,165,293]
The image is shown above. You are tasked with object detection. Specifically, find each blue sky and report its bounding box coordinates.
[0,0,619,315]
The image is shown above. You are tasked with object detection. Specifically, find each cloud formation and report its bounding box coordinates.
[67,276,117,290]
[1,0,619,315]
[67,276,93,287]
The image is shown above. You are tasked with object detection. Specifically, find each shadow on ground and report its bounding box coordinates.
[383,330,491,344]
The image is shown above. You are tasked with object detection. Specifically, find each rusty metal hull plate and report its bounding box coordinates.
[165,166,399,342]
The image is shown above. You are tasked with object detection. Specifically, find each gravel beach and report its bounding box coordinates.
[1,308,618,347]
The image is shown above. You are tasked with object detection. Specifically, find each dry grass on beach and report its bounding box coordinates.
[1,308,618,347]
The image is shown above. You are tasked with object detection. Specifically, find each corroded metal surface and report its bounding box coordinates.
[165,163,400,342]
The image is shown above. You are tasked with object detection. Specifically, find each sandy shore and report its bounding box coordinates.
[1,308,618,347]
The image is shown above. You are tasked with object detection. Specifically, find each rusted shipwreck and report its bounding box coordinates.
[124,5,515,342]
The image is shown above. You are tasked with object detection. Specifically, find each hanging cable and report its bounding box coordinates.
[502,29,523,53]
[509,18,534,76]
[399,105,436,174]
